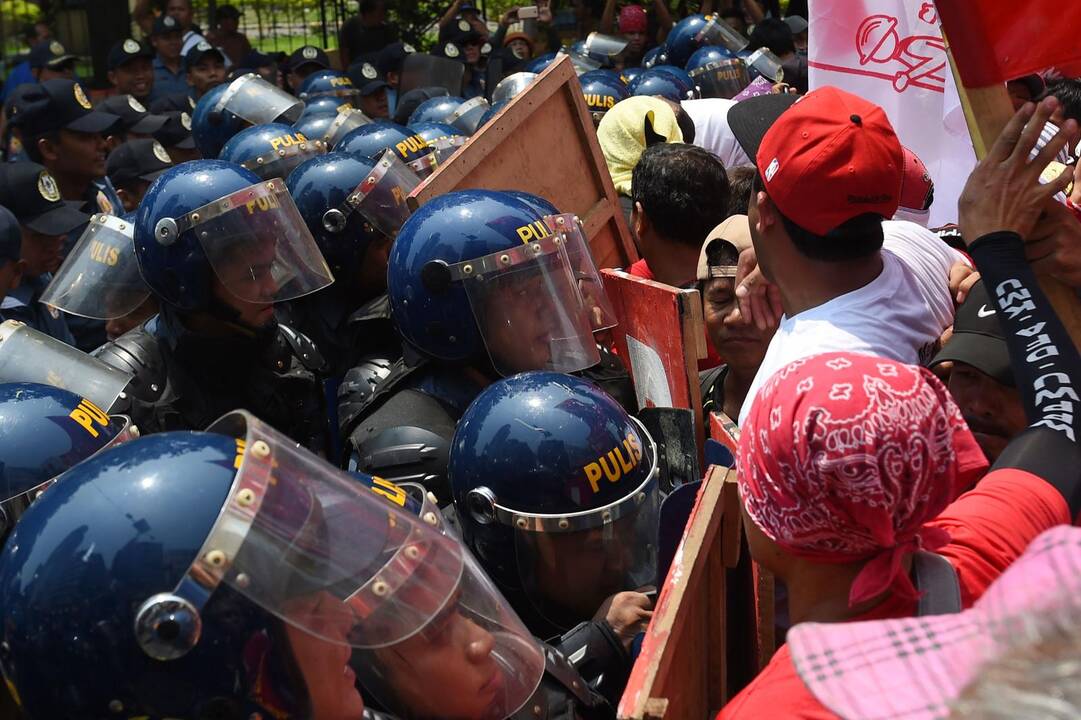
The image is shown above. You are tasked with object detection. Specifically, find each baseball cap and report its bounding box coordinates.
[619,5,648,33]
[153,111,197,150]
[242,49,276,68]
[107,139,175,187]
[0,163,90,236]
[783,15,808,34]
[377,41,416,75]
[108,38,154,71]
[28,40,79,70]
[98,94,168,135]
[755,86,903,235]
[787,525,1081,720]
[930,280,1012,386]
[898,145,933,212]
[697,214,752,281]
[217,4,242,19]
[148,92,195,114]
[350,62,390,96]
[0,206,21,264]
[727,92,799,164]
[151,13,183,37]
[185,41,226,72]
[288,45,330,72]
[7,79,121,136]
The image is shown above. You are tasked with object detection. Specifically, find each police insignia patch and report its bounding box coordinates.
[38,171,61,202]
[302,46,318,60]
[123,39,141,54]
[50,41,65,56]
[404,43,416,53]
[129,96,147,112]
[458,19,471,31]
[362,63,377,79]
[181,112,192,130]
[153,141,172,164]
[74,84,92,110]
[445,43,460,58]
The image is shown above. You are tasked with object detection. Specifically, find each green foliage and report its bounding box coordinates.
[0,0,42,25]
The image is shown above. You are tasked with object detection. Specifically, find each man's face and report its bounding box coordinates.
[257,63,282,88]
[212,236,280,328]
[188,56,226,97]
[625,30,647,56]
[110,57,155,99]
[463,41,482,64]
[116,180,152,213]
[283,593,366,720]
[219,16,239,33]
[508,38,531,60]
[33,23,51,45]
[39,62,76,82]
[702,276,773,373]
[747,188,783,284]
[480,271,566,373]
[0,259,25,300]
[20,228,64,277]
[359,88,390,119]
[49,129,109,180]
[528,524,636,622]
[152,31,183,62]
[166,0,193,29]
[947,362,1027,463]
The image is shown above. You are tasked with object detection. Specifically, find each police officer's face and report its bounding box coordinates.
[20,228,64,277]
[110,57,154,99]
[378,605,503,720]
[39,63,76,82]
[152,31,183,62]
[481,272,560,373]
[188,57,226,97]
[212,236,280,327]
[527,525,632,621]
[360,88,390,120]
[44,130,108,180]
[283,592,366,720]
[0,258,25,300]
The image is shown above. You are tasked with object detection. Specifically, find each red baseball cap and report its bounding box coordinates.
[756,86,903,235]
[619,5,648,33]
[899,145,933,211]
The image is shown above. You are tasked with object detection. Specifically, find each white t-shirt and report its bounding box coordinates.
[738,220,963,425]
[681,98,753,169]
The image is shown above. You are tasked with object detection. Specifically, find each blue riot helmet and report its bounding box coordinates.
[322,106,374,148]
[191,73,304,158]
[0,409,546,720]
[292,109,337,145]
[388,189,614,376]
[444,96,491,135]
[570,32,628,71]
[640,44,667,69]
[218,122,327,181]
[299,93,350,119]
[337,121,439,178]
[652,64,699,98]
[0,382,136,539]
[408,94,465,125]
[492,72,538,105]
[135,160,334,313]
[503,190,560,217]
[579,69,630,124]
[523,52,558,74]
[620,65,644,85]
[450,371,660,629]
[286,150,418,288]
[685,45,748,99]
[297,68,361,103]
[663,13,713,67]
[628,67,692,101]
[477,99,509,128]
[410,120,467,164]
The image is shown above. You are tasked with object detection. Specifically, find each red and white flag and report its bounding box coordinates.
[808,0,975,227]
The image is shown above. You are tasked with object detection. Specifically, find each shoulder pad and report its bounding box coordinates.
[337,355,396,428]
[508,643,610,720]
[278,323,327,373]
[345,421,453,504]
[555,621,631,707]
[92,327,167,403]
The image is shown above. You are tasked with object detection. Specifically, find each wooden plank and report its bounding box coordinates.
[407,55,637,269]
[618,466,736,720]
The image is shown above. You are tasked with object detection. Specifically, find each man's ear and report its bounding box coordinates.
[11,259,25,290]
[36,135,60,163]
[753,191,777,234]
[116,187,138,213]
[107,69,118,87]
[632,200,650,238]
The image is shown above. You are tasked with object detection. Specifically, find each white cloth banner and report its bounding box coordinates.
[808,0,975,227]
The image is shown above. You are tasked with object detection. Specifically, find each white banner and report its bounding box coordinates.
[808,0,975,227]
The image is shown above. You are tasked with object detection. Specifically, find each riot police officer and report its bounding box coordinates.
[191,72,305,158]
[451,371,659,704]
[219,122,327,180]
[89,160,334,449]
[336,121,440,179]
[0,409,609,719]
[338,189,621,504]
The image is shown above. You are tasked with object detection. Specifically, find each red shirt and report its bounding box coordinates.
[626,259,724,370]
[718,468,1071,720]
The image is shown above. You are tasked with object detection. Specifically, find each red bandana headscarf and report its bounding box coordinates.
[738,352,988,607]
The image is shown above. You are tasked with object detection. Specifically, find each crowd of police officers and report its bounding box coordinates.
[0,8,788,719]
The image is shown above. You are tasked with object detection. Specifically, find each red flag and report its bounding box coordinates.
[937,0,1081,85]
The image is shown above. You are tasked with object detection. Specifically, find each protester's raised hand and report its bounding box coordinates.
[1026,199,1081,288]
[958,98,1078,243]
[734,245,783,332]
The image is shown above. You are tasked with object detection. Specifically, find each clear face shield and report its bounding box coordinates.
[442,230,603,376]
[745,47,784,82]
[40,214,151,322]
[561,47,601,75]
[543,214,617,332]
[133,410,545,720]
[429,135,466,165]
[240,137,327,181]
[492,72,538,104]
[446,97,491,135]
[0,320,134,412]
[583,32,628,63]
[405,150,440,180]
[153,178,334,306]
[689,57,750,99]
[468,417,660,629]
[322,150,419,240]
[696,15,750,53]
[398,53,466,96]
[0,412,138,536]
[216,74,305,126]
[324,107,374,149]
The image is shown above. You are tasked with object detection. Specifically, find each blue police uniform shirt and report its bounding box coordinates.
[0,274,76,346]
[150,55,192,102]
[0,61,33,102]
[386,87,398,116]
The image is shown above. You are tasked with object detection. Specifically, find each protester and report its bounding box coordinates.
[725,165,756,217]
[339,0,401,67]
[930,281,1027,464]
[106,39,156,104]
[437,0,489,45]
[719,96,1081,719]
[599,0,673,67]
[148,14,189,102]
[205,4,251,66]
[1037,79,1081,162]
